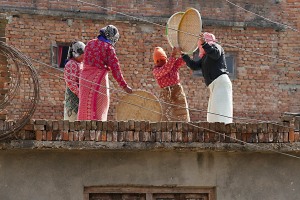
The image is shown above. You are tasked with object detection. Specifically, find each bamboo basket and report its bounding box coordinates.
[115,90,162,122]
[166,12,184,48]
[178,8,202,54]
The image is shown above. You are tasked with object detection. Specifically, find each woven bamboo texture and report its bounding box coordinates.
[178,8,202,54]
[166,12,184,48]
[115,90,162,121]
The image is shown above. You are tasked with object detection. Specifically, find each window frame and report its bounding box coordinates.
[51,42,70,68]
[51,43,58,68]
[84,186,216,200]
[225,52,237,79]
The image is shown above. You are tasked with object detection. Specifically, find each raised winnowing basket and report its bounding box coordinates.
[115,90,162,122]
[166,12,184,48]
[178,8,202,54]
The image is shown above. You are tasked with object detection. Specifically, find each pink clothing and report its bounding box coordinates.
[198,32,217,58]
[77,39,128,120]
[153,57,185,88]
[64,59,82,96]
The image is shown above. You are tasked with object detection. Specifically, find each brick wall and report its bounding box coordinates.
[0,0,283,22]
[0,0,299,122]
[10,118,299,144]
[0,16,8,120]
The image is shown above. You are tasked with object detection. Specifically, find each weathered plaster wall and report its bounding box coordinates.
[0,150,300,200]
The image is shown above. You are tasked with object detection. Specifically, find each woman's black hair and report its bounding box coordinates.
[67,41,76,59]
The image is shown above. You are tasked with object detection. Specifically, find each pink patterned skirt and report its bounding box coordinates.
[77,66,110,121]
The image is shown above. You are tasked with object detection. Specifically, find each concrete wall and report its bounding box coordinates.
[1,118,299,199]
[0,150,300,200]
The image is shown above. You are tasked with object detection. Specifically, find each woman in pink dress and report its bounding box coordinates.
[64,41,85,122]
[78,25,132,120]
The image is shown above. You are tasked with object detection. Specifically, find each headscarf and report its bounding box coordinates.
[98,25,120,46]
[67,41,85,59]
[198,32,217,58]
[153,47,167,64]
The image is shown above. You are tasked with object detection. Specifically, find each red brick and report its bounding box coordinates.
[68,131,74,141]
[35,130,43,141]
[63,131,69,141]
[46,131,52,141]
[125,131,133,141]
[289,128,295,142]
[100,131,107,141]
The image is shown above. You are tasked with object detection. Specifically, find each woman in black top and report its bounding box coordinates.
[182,32,233,123]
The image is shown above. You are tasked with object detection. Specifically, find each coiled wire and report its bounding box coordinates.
[0,41,39,140]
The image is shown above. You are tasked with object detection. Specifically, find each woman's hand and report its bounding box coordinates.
[171,47,182,57]
[198,32,206,45]
[123,85,133,93]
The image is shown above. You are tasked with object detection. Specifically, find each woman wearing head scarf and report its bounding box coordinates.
[152,46,190,122]
[64,41,86,121]
[182,32,233,123]
[78,25,132,121]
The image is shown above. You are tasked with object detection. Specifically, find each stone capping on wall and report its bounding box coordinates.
[0,118,299,152]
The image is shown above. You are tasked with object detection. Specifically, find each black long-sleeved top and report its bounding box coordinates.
[182,42,228,86]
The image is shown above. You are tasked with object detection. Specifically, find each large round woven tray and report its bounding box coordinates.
[166,12,184,48]
[178,8,202,54]
[115,90,162,122]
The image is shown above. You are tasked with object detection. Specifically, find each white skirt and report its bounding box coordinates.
[207,74,233,124]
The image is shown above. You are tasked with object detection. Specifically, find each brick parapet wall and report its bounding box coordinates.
[0,119,299,152]
[11,119,298,144]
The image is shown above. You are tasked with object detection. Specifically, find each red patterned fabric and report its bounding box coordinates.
[153,57,185,88]
[64,59,82,96]
[84,39,127,88]
[77,39,128,120]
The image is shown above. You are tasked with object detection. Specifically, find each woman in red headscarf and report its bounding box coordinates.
[182,32,233,123]
[77,25,132,121]
[153,46,190,122]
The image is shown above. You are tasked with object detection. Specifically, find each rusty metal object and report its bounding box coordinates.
[0,41,39,140]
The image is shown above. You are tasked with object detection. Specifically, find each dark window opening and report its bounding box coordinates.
[90,193,146,200]
[51,43,70,68]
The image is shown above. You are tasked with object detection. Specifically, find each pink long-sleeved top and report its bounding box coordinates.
[83,39,128,88]
[152,57,185,88]
[64,59,82,96]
